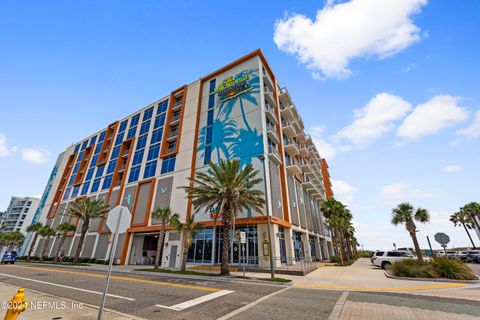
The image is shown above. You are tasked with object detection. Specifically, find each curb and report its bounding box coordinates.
[384,270,480,284]
[15,262,293,287]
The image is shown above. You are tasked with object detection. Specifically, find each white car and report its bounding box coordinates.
[372,250,414,269]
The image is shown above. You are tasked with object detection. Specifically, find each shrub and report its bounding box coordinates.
[390,258,478,280]
[330,256,339,263]
[432,258,477,280]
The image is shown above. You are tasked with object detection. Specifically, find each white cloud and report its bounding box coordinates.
[332,179,358,205]
[397,95,469,140]
[336,93,412,147]
[21,148,51,165]
[274,0,427,79]
[443,165,461,173]
[0,133,18,157]
[380,182,435,204]
[457,109,480,138]
[308,126,337,159]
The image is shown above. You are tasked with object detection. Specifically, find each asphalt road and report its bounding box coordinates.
[467,262,480,276]
[0,263,339,320]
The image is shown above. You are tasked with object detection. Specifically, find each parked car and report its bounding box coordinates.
[372,250,414,269]
[465,250,480,263]
[371,250,383,264]
[1,251,17,264]
[455,251,469,261]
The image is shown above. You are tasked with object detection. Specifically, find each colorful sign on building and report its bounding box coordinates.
[214,71,251,101]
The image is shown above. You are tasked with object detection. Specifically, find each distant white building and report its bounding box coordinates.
[1,196,40,233]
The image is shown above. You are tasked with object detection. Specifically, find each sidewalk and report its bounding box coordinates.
[0,282,144,320]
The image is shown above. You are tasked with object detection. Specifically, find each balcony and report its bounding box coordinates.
[301,175,315,190]
[283,138,299,156]
[285,157,302,176]
[267,146,282,164]
[296,131,307,144]
[301,160,313,173]
[264,102,277,124]
[170,114,181,125]
[266,124,280,144]
[282,120,296,138]
[299,144,309,157]
[164,146,176,155]
[263,70,274,91]
[264,87,276,108]
[167,130,179,141]
[172,100,183,111]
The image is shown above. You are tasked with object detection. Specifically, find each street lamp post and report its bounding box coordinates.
[259,155,275,279]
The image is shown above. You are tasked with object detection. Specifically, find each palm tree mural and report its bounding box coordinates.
[197,118,238,163]
[216,69,260,132]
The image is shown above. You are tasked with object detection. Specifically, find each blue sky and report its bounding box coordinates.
[1,1,479,250]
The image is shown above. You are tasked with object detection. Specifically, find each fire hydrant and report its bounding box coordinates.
[4,288,27,320]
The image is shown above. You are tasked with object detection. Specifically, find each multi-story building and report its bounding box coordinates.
[1,196,39,233]
[321,159,334,199]
[32,49,334,268]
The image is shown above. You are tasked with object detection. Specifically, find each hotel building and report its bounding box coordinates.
[1,196,39,234]
[31,49,333,268]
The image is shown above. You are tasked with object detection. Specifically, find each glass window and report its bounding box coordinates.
[102,174,113,190]
[111,146,121,160]
[90,154,98,167]
[85,168,95,181]
[72,163,80,174]
[147,143,160,161]
[94,143,103,155]
[204,146,212,165]
[68,175,76,187]
[143,107,154,122]
[63,187,72,200]
[89,135,97,146]
[154,114,166,129]
[209,79,216,93]
[143,160,157,178]
[96,165,105,178]
[119,120,128,132]
[207,109,214,124]
[161,156,176,174]
[206,127,213,144]
[136,134,147,150]
[115,132,124,146]
[130,114,140,127]
[106,159,117,174]
[157,100,169,114]
[139,121,151,135]
[81,181,90,195]
[72,186,80,198]
[127,127,137,139]
[132,150,144,166]
[150,128,163,144]
[208,94,215,109]
[128,165,141,183]
[91,178,101,193]
[81,140,88,151]
[74,144,80,153]
[99,131,107,142]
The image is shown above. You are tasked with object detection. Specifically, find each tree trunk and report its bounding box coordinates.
[39,237,51,263]
[180,231,189,271]
[410,231,423,261]
[73,222,89,263]
[53,233,67,263]
[335,229,344,265]
[462,222,477,249]
[221,212,232,276]
[345,235,352,260]
[26,233,38,261]
[154,226,165,269]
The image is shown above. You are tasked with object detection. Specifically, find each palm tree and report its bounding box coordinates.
[462,202,480,231]
[174,214,203,271]
[38,226,57,263]
[321,198,350,263]
[391,203,430,261]
[26,222,44,261]
[151,207,179,269]
[67,198,109,263]
[8,231,25,249]
[450,210,477,249]
[181,159,265,276]
[53,223,77,263]
[327,215,349,265]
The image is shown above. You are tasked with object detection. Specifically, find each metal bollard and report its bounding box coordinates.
[4,288,28,320]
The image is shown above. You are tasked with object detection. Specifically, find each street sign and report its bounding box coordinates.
[434,232,450,246]
[240,231,246,244]
[106,206,131,234]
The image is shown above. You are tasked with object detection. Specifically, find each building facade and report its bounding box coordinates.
[32,50,333,268]
[1,196,39,233]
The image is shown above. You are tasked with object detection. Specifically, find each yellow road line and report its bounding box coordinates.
[296,283,468,291]
[4,265,219,292]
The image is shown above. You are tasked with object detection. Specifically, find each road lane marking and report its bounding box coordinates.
[216,287,291,320]
[296,283,468,291]
[156,290,233,311]
[0,272,134,301]
[4,265,219,292]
